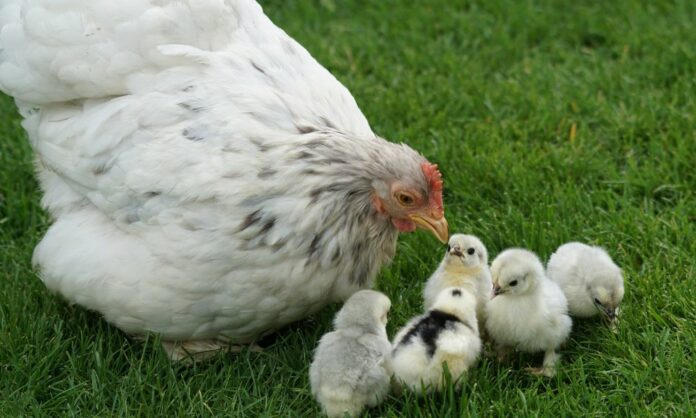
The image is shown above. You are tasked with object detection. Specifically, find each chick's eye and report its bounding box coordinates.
[509,280,518,287]
[467,247,475,255]
[447,245,451,252]
[594,298,602,305]
[397,193,415,206]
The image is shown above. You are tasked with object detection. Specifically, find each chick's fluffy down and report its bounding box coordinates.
[423,234,492,334]
[392,287,481,392]
[310,290,391,417]
[485,249,572,354]
[547,242,624,318]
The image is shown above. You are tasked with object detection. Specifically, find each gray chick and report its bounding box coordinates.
[309,290,392,417]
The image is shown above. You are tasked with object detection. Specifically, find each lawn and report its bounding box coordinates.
[1,0,695,416]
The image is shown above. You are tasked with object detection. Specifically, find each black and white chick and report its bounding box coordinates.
[309,290,392,418]
[546,242,624,327]
[391,287,481,392]
[423,234,492,330]
[485,249,572,377]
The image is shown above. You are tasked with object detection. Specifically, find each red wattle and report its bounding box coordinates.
[392,218,416,232]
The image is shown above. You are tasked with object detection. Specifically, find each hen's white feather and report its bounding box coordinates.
[1,0,423,346]
[1,0,372,134]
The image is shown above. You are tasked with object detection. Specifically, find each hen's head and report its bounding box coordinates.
[370,160,448,243]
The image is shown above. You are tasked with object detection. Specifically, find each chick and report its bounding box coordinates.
[423,234,492,331]
[392,287,481,392]
[546,242,624,325]
[309,290,392,418]
[485,249,572,377]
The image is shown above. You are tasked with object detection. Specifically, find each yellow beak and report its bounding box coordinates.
[410,214,449,243]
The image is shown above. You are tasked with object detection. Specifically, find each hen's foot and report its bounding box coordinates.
[162,340,263,362]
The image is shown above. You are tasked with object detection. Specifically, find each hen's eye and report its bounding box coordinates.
[509,280,518,287]
[467,247,475,255]
[397,193,415,206]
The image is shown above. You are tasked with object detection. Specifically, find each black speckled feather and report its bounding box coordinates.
[395,310,465,358]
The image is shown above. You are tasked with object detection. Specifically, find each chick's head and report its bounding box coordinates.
[491,249,544,297]
[588,270,624,320]
[444,234,488,269]
[334,290,391,331]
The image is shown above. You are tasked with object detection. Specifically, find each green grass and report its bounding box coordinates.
[1,0,695,416]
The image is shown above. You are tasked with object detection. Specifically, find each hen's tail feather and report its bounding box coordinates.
[0,0,267,104]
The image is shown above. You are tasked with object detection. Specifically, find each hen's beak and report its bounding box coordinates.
[410,214,449,243]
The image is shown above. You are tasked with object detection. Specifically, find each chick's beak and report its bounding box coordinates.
[594,300,618,322]
[492,284,504,297]
[449,248,463,257]
[605,307,616,321]
[410,213,449,243]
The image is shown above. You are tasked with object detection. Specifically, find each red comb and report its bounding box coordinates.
[421,162,444,213]
[421,163,443,192]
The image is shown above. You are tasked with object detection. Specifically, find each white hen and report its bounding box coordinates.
[485,249,572,377]
[546,242,624,323]
[0,0,449,360]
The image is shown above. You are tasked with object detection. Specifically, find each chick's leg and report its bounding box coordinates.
[495,343,512,363]
[527,350,560,377]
